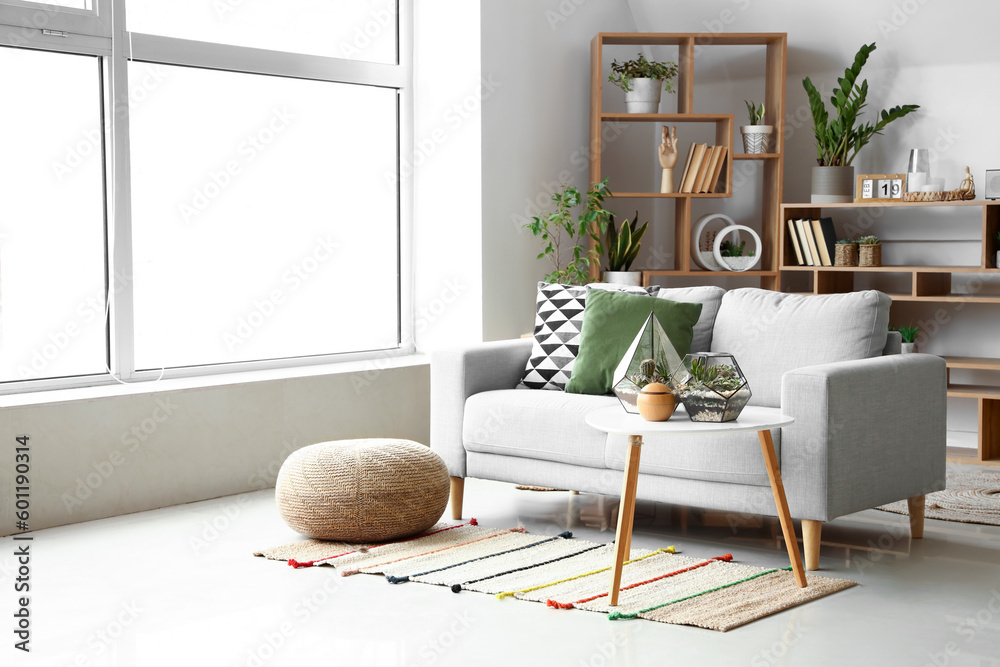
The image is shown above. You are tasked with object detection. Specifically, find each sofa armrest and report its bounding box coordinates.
[779,353,946,521]
[430,339,533,477]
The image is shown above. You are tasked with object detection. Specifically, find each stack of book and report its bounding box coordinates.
[677,144,728,194]
[787,217,837,266]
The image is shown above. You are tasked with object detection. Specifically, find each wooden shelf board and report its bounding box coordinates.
[644,270,778,278]
[612,192,731,198]
[892,294,1000,304]
[947,446,1000,466]
[782,200,999,209]
[947,384,1000,399]
[733,153,780,160]
[600,113,733,123]
[598,33,785,47]
[942,356,1000,371]
[780,265,989,273]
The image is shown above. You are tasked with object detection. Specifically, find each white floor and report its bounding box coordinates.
[5,474,1000,667]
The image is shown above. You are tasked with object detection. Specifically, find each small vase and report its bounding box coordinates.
[811,166,855,203]
[603,270,643,286]
[623,78,662,113]
[834,244,858,267]
[637,383,675,421]
[859,244,882,267]
[740,125,773,154]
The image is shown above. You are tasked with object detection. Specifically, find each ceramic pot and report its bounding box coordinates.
[637,383,675,421]
[811,166,855,203]
[740,125,773,153]
[624,78,662,113]
[901,343,916,354]
[603,271,643,286]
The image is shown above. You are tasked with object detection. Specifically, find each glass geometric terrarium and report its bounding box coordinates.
[671,353,752,422]
[612,313,683,414]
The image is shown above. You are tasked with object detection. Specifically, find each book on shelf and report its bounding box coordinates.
[793,219,814,266]
[693,146,719,193]
[802,219,823,268]
[787,218,804,266]
[681,143,708,193]
[676,143,696,193]
[705,146,727,193]
[811,218,836,267]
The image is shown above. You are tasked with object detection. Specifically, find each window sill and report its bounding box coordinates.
[0,353,429,409]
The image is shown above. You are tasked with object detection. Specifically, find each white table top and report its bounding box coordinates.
[585,404,793,436]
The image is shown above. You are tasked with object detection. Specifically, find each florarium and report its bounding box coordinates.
[612,313,683,414]
[672,353,751,422]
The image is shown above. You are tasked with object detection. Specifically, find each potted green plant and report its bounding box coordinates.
[802,43,919,202]
[834,238,859,267]
[718,237,757,272]
[523,178,612,285]
[857,235,881,267]
[603,211,648,286]
[890,325,920,353]
[608,53,678,114]
[673,353,752,422]
[741,100,773,154]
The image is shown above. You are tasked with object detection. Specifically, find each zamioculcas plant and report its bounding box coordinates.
[605,211,649,272]
[802,43,919,166]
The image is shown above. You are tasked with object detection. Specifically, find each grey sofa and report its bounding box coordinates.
[431,287,947,569]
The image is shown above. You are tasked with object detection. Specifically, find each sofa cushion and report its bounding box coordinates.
[604,429,781,487]
[518,282,656,391]
[656,285,725,353]
[463,389,618,468]
[566,290,703,395]
[710,288,891,407]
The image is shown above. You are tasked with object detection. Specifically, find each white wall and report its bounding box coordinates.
[481,0,1000,436]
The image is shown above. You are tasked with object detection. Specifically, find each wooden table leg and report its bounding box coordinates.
[757,429,807,588]
[609,435,643,606]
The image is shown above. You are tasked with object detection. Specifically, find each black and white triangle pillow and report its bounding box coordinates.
[518,282,657,391]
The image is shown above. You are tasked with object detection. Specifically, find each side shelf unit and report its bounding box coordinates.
[780,200,1000,465]
[588,32,787,287]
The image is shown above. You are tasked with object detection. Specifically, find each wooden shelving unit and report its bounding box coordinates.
[588,32,787,288]
[780,200,1000,465]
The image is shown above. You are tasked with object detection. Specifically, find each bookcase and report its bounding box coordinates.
[587,32,787,287]
[780,200,1000,465]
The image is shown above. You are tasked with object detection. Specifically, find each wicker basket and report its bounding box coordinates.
[834,244,858,267]
[276,439,450,542]
[859,244,881,267]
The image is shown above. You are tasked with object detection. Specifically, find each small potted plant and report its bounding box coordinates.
[673,353,752,422]
[718,238,757,272]
[608,53,678,114]
[603,211,648,286]
[858,235,881,267]
[741,100,773,154]
[891,325,919,353]
[524,178,612,285]
[834,238,859,267]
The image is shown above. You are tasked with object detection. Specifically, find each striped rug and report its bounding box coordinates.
[254,519,856,632]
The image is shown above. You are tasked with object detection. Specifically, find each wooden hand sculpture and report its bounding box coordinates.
[957,166,975,199]
[659,126,678,193]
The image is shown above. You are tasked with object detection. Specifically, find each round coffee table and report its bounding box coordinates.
[586,404,803,606]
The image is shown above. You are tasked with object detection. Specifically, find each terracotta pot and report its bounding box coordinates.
[637,382,675,421]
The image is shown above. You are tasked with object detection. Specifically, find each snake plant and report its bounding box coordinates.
[605,211,648,272]
[802,43,918,167]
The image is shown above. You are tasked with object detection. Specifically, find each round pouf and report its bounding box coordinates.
[276,439,450,542]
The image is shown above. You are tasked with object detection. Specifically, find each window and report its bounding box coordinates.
[0,1,409,390]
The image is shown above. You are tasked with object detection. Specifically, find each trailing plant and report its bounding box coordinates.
[802,43,919,167]
[682,358,745,395]
[629,358,669,390]
[605,211,649,271]
[890,325,919,344]
[857,235,880,245]
[524,179,612,286]
[836,238,857,245]
[608,53,678,93]
[744,100,766,125]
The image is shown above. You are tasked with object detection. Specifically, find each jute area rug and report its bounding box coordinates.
[877,467,1000,526]
[255,519,856,632]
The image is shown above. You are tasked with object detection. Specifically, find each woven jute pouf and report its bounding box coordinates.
[276,439,449,542]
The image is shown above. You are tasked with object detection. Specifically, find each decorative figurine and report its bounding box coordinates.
[658,125,678,193]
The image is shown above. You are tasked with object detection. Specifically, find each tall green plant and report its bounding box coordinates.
[802,43,918,167]
[605,211,648,272]
[524,179,612,285]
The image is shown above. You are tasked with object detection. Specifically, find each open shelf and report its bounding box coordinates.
[947,384,1000,400]
[733,153,780,160]
[600,113,733,123]
[782,200,999,209]
[781,265,993,273]
[947,447,1000,466]
[942,356,1000,371]
[644,270,778,279]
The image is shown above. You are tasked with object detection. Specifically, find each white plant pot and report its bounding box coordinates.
[901,342,916,354]
[740,125,773,154]
[602,271,643,287]
[623,78,663,113]
[811,166,855,203]
[996,249,999,270]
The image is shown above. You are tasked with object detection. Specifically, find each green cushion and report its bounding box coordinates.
[565,289,702,395]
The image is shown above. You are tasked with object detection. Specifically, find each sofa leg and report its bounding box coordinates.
[907,495,925,539]
[450,477,465,520]
[802,520,822,571]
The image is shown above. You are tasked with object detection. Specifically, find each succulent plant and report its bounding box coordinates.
[836,238,857,245]
[719,239,746,257]
[629,357,668,389]
[683,358,745,395]
[857,235,880,245]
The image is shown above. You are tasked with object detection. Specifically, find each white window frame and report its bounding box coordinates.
[0,0,413,392]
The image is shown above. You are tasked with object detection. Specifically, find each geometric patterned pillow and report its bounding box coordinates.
[518,282,657,391]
